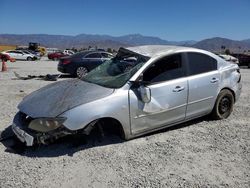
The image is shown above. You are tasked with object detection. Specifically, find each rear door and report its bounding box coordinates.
[84,52,103,70]
[185,52,220,119]
[17,51,26,60]
[129,53,188,134]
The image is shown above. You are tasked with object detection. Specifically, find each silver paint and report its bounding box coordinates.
[13,45,242,145]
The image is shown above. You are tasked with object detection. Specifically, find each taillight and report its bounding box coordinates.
[62,59,71,65]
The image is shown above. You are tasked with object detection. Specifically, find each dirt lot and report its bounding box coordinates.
[0,59,249,188]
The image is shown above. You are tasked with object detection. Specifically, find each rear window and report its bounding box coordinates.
[70,51,89,58]
[101,53,113,58]
[85,53,101,58]
[187,52,217,75]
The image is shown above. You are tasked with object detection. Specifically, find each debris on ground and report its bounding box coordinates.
[13,72,60,81]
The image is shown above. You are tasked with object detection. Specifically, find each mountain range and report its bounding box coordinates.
[0,33,249,52]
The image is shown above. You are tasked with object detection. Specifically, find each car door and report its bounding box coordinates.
[18,51,26,60]
[13,51,24,60]
[129,53,188,134]
[185,52,220,119]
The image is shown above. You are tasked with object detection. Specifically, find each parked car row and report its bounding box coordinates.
[58,51,113,78]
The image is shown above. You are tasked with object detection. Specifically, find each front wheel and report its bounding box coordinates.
[211,89,234,120]
[76,66,88,78]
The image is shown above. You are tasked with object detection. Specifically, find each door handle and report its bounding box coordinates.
[210,78,219,83]
[173,86,185,92]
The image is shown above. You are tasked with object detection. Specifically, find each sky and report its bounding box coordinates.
[0,0,249,41]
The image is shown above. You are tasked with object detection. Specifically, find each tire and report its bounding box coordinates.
[248,62,250,68]
[27,57,32,61]
[211,89,234,120]
[76,66,88,78]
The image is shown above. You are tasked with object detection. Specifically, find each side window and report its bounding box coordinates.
[187,52,217,75]
[143,54,185,83]
[85,53,101,58]
[101,53,113,58]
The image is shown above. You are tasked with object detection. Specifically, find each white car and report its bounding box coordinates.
[218,54,239,64]
[63,50,75,55]
[2,50,36,61]
[21,50,41,60]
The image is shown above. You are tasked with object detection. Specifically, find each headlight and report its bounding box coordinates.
[28,117,67,133]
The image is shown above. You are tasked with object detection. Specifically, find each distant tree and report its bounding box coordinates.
[79,47,87,52]
[107,48,112,53]
[225,49,231,55]
[71,47,77,52]
[238,46,241,53]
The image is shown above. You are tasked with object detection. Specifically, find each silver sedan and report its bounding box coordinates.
[12,45,242,146]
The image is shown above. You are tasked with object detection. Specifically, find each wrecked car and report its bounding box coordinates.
[12,45,242,146]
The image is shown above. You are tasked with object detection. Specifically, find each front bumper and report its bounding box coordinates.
[12,112,73,146]
[57,65,67,73]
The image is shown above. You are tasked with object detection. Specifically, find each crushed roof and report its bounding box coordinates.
[126,45,196,57]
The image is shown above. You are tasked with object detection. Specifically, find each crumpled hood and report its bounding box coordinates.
[18,79,114,118]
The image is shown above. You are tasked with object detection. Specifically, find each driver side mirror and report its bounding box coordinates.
[139,85,151,103]
[130,73,151,103]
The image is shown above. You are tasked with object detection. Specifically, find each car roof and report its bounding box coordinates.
[125,45,201,58]
[125,45,232,70]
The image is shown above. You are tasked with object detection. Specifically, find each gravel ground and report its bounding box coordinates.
[0,59,249,188]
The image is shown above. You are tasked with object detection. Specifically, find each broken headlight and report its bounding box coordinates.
[28,117,67,133]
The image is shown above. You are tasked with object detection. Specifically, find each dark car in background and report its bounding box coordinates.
[58,51,113,78]
[48,51,68,60]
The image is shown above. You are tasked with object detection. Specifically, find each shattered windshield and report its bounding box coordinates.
[82,49,149,88]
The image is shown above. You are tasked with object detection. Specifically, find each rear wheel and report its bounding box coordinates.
[76,66,88,78]
[27,57,32,61]
[211,89,234,120]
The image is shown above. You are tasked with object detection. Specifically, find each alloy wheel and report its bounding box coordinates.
[76,67,88,78]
